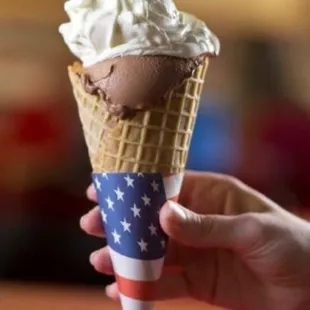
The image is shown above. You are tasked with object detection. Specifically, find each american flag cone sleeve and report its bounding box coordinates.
[93,172,183,310]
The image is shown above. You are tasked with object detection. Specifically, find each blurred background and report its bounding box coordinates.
[0,0,310,307]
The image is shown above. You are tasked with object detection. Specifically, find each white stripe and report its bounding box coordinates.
[163,173,184,199]
[120,294,154,310]
[109,247,165,282]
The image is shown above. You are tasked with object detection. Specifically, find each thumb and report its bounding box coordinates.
[160,201,244,250]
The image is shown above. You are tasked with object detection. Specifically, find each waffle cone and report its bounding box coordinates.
[68,58,209,174]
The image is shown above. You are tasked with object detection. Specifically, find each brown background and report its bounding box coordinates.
[0,2,310,310]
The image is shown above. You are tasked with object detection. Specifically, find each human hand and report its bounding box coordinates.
[81,172,310,310]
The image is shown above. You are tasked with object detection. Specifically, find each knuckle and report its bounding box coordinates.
[200,215,216,236]
[194,215,218,245]
[235,213,268,247]
[221,175,241,189]
[191,213,206,234]
[218,175,245,198]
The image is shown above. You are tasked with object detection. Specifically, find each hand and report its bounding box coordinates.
[81,172,310,310]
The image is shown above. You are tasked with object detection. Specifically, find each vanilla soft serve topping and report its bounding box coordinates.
[59,0,220,67]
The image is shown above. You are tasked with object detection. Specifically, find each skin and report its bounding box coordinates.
[80,172,310,310]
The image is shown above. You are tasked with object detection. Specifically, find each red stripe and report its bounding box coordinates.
[115,274,157,301]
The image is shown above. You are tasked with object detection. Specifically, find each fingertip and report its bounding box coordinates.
[105,283,120,301]
[90,247,114,275]
[90,250,100,266]
[160,201,175,219]
[80,214,87,229]
[160,202,184,238]
[159,203,171,230]
[79,211,92,232]
[80,212,92,232]
[87,184,97,202]
[80,207,105,238]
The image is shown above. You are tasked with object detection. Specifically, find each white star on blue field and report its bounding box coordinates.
[93,173,168,260]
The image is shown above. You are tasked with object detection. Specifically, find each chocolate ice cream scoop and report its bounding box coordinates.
[80,55,205,119]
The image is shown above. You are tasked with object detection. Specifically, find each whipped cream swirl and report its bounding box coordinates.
[59,0,220,67]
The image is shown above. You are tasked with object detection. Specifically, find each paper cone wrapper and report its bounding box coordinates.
[68,59,209,174]
[93,172,183,310]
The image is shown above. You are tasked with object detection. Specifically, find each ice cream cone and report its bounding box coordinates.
[68,59,208,310]
[60,0,219,307]
[68,59,209,174]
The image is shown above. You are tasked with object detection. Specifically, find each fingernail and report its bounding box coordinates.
[166,201,187,220]
[90,251,99,265]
